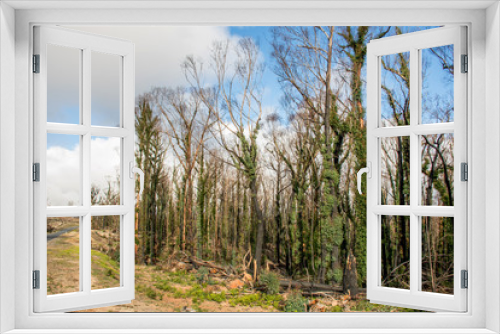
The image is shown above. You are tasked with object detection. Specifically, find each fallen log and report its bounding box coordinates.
[302,291,337,297]
[279,280,342,292]
[187,256,228,273]
[279,280,366,294]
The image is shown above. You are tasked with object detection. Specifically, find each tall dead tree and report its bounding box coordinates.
[155,87,212,254]
[135,94,167,264]
[184,38,267,274]
[271,27,346,283]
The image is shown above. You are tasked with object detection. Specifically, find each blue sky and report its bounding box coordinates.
[228,26,282,111]
[48,26,452,149]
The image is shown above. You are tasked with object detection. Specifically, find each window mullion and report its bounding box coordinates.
[46,123,87,135]
[90,127,129,137]
[82,47,92,294]
[373,205,454,217]
[46,123,129,138]
[373,123,454,138]
[409,47,420,295]
[90,205,129,216]
[413,123,454,135]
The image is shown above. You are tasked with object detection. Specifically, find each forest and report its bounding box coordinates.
[80,26,455,312]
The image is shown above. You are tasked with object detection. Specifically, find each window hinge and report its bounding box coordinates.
[33,54,40,73]
[461,270,468,289]
[461,54,468,73]
[461,162,468,182]
[33,270,40,289]
[33,163,40,182]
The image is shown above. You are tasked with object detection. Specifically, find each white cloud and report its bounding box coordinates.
[90,137,121,196]
[46,144,81,206]
[67,26,238,96]
[47,138,121,206]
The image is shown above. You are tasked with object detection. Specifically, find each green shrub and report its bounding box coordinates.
[331,305,343,312]
[259,271,280,295]
[196,267,209,284]
[145,287,161,300]
[284,292,307,312]
[135,284,147,293]
[154,280,178,293]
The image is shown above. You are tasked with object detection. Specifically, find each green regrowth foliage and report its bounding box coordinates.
[195,267,209,284]
[259,271,280,295]
[196,151,207,259]
[284,292,308,312]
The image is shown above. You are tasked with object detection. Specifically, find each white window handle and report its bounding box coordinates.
[129,162,144,197]
[357,162,372,195]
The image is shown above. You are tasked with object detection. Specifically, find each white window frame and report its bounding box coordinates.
[33,25,136,313]
[0,1,499,333]
[366,26,467,312]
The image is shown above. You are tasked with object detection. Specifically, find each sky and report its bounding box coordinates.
[47,26,284,205]
[45,26,451,206]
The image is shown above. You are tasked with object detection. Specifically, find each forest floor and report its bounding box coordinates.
[82,262,420,313]
[46,225,421,313]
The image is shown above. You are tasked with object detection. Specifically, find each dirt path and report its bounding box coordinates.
[47,226,78,241]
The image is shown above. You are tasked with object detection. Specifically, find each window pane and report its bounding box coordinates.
[47,217,80,295]
[421,134,454,206]
[47,134,81,206]
[381,215,410,290]
[47,44,80,124]
[421,45,454,124]
[381,136,410,205]
[91,137,121,205]
[91,215,121,290]
[380,52,410,127]
[421,216,454,295]
[91,52,121,127]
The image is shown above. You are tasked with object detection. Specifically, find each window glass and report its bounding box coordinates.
[47,134,81,206]
[47,44,81,124]
[421,216,454,295]
[381,215,410,290]
[91,52,121,127]
[91,137,121,205]
[421,134,454,206]
[47,217,80,295]
[381,52,411,127]
[381,136,411,205]
[91,215,121,290]
[421,45,454,124]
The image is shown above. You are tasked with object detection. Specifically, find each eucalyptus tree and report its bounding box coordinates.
[271,26,345,284]
[336,26,392,290]
[267,109,320,276]
[184,38,267,274]
[135,94,167,264]
[154,86,212,254]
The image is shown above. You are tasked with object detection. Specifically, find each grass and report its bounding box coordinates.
[47,242,80,295]
[229,293,282,309]
[91,249,120,289]
[350,300,423,312]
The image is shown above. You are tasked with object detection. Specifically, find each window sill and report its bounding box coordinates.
[3,330,498,334]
